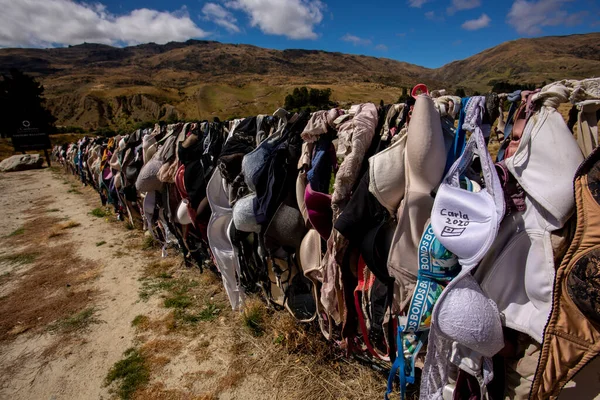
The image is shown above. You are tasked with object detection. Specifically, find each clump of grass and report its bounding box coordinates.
[48,307,102,333]
[242,299,266,337]
[125,222,134,230]
[48,230,64,239]
[198,302,220,321]
[59,220,81,230]
[142,259,177,279]
[90,207,110,218]
[141,236,160,251]
[105,348,149,400]
[0,251,39,265]
[131,315,149,328]
[47,208,60,213]
[67,189,82,195]
[164,294,192,309]
[138,279,177,300]
[114,250,126,258]
[6,227,25,237]
[175,302,221,324]
[96,241,107,247]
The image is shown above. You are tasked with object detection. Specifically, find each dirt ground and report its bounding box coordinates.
[0,167,598,400]
[0,167,388,400]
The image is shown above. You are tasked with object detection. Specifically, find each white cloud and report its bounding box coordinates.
[425,10,444,20]
[375,44,388,51]
[202,3,240,33]
[341,34,371,46]
[461,13,491,30]
[0,0,208,47]
[447,0,481,14]
[507,0,586,35]
[226,0,324,39]
[408,0,430,8]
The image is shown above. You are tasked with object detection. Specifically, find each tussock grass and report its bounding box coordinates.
[164,294,192,309]
[142,259,177,279]
[174,301,221,324]
[6,227,24,237]
[105,347,150,400]
[132,315,150,329]
[49,220,81,237]
[90,207,110,218]
[242,298,267,337]
[96,241,106,247]
[60,220,81,230]
[47,208,60,213]
[48,307,102,334]
[0,251,39,265]
[141,235,160,251]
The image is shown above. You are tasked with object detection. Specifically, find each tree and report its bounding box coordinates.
[284,86,333,112]
[0,68,56,138]
[454,88,466,98]
[397,87,409,103]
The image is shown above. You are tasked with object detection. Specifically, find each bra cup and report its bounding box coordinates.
[207,172,244,310]
[406,95,447,193]
[568,248,600,326]
[507,107,583,228]
[232,194,261,233]
[305,184,333,240]
[299,229,323,281]
[435,274,504,357]
[368,133,408,214]
[431,185,497,266]
[207,171,230,213]
[209,213,234,250]
[242,129,284,191]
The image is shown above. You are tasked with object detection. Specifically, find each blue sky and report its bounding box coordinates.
[1,0,599,68]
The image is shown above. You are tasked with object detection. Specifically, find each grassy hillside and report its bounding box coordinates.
[0,34,598,129]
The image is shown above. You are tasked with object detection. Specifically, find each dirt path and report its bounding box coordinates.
[0,168,387,400]
[0,168,160,399]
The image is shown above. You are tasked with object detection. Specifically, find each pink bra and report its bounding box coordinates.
[305,183,333,240]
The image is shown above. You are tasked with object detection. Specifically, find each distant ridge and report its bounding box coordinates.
[1,33,598,129]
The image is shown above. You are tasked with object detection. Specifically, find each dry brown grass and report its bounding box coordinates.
[135,382,211,400]
[141,258,178,279]
[0,206,100,342]
[140,338,184,371]
[0,241,99,341]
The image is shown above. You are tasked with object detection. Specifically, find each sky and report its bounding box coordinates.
[0,0,598,68]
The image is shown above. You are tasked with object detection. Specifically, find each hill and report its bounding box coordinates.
[0,33,598,130]
[433,33,600,90]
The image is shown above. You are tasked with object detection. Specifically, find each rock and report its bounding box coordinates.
[0,154,44,172]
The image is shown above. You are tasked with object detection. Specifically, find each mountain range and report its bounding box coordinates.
[0,32,598,130]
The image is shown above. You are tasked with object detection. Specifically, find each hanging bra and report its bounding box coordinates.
[386,94,447,312]
[530,147,600,399]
